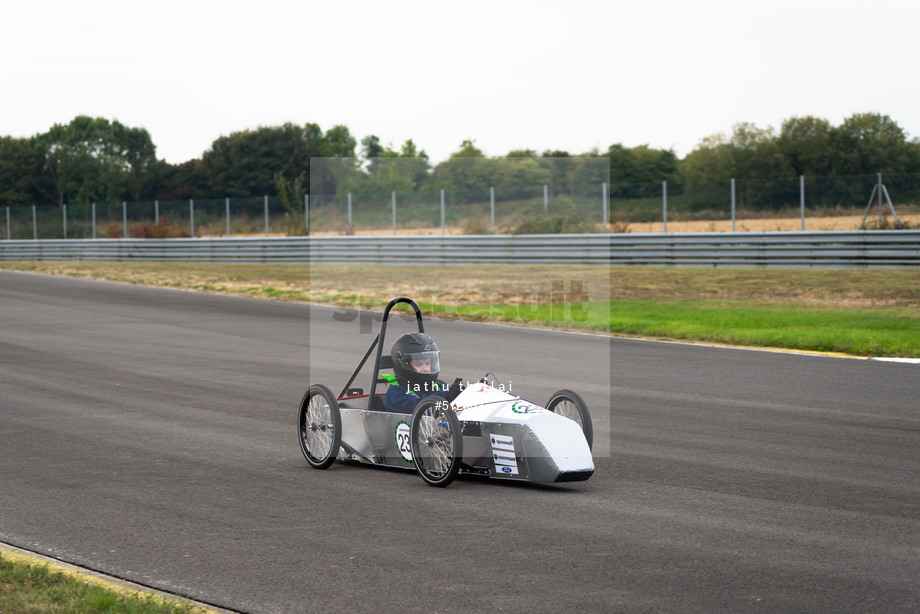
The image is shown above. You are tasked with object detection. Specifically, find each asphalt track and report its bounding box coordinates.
[1,269,919,613]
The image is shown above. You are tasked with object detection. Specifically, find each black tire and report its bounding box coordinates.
[410,396,462,487]
[545,389,594,451]
[298,384,342,469]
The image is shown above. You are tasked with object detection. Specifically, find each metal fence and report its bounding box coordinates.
[2,232,918,268]
[2,173,918,241]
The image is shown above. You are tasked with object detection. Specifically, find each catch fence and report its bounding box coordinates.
[3,173,918,241]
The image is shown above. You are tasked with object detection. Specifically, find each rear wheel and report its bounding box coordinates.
[410,396,462,487]
[545,389,594,451]
[298,384,342,469]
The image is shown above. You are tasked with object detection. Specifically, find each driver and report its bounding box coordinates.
[384,332,463,413]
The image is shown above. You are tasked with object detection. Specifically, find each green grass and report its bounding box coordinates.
[0,555,193,614]
[403,298,919,356]
[606,300,920,356]
[2,261,919,357]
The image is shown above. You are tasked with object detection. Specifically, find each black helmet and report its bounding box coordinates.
[391,332,440,393]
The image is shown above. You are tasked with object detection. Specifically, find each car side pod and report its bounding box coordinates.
[517,412,595,483]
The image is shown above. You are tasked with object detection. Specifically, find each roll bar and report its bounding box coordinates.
[337,297,425,411]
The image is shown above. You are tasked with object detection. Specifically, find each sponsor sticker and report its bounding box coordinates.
[490,433,518,475]
[493,455,519,475]
[492,447,519,475]
[490,434,515,451]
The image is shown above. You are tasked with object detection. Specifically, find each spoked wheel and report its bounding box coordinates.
[410,396,462,487]
[545,389,594,451]
[298,384,342,469]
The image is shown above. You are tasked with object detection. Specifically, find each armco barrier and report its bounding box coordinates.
[1,231,919,268]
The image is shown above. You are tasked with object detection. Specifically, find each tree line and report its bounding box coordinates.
[2,112,919,209]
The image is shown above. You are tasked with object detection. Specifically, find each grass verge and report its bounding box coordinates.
[1,261,919,357]
[0,553,193,614]
[608,299,920,357]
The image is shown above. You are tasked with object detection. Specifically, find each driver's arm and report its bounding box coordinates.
[384,384,420,413]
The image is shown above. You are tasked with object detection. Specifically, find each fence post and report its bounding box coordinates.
[226,197,231,237]
[155,200,159,225]
[800,175,805,231]
[305,194,310,234]
[6,206,9,240]
[123,201,127,238]
[877,173,884,227]
[33,205,36,240]
[190,199,195,238]
[347,193,352,230]
[731,178,736,232]
[543,184,548,215]
[441,189,445,235]
[264,195,270,237]
[63,204,67,239]
[92,203,96,239]
[662,181,668,233]
[490,186,495,231]
[602,182,608,229]
[392,191,396,235]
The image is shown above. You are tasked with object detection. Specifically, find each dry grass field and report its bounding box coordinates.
[301,211,919,236]
[633,214,920,234]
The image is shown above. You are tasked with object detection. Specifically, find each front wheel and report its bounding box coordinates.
[298,384,342,469]
[545,389,594,451]
[410,396,462,487]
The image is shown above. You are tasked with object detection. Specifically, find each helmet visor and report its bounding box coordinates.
[404,351,440,374]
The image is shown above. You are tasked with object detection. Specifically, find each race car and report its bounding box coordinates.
[298,297,594,487]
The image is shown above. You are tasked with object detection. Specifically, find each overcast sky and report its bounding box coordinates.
[3,0,919,165]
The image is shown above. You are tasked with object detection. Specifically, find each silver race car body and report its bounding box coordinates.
[298,297,594,487]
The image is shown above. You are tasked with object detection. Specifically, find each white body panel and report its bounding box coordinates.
[335,382,594,482]
[452,383,594,476]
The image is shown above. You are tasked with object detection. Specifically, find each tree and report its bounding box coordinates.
[495,157,552,188]
[399,139,430,189]
[681,133,733,183]
[777,116,834,177]
[35,116,157,205]
[452,139,484,158]
[361,134,385,159]
[119,123,158,200]
[274,171,307,235]
[144,159,200,201]
[197,122,356,198]
[361,135,387,174]
[830,113,918,175]
[199,124,303,197]
[429,140,498,191]
[309,124,360,197]
[358,138,431,193]
[683,122,789,182]
[0,136,44,207]
[539,151,575,188]
[680,123,793,211]
[568,155,611,189]
[321,124,358,158]
[606,143,678,196]
[729,122,788,179]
